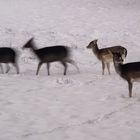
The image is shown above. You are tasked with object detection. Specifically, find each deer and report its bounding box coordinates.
[0,47,19,74]
[113,52,140,98]
[86,39,127,75]
[22,38,79,75]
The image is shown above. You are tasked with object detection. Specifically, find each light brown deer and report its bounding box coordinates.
[86,39,127,75]
[113,53,140,97]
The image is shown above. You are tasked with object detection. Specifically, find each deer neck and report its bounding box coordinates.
[30,42,38,54]
[92,44,100,59]
[114,62,122,76]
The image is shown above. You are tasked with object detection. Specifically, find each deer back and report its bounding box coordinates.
[36,46,69,62]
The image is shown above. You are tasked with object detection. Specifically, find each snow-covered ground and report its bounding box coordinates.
[0,0,140,140]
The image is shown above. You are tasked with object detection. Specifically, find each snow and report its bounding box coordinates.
[0,0,140,140]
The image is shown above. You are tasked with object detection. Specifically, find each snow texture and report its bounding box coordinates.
[0,0,140,140]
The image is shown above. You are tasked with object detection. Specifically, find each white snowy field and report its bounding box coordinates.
[0,0,140,140]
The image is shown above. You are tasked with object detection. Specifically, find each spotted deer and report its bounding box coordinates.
[86,39,127,75]
[113,52,140,97]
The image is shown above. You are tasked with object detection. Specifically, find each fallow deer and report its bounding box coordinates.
[0,47,19,74]
[113,53,140,97]
[86,39,127,75]
[22,38,79,75]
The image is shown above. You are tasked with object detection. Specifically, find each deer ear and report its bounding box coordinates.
[93,39,97,41]
[31,37,34,40]
[93,39,98,44]
[29,37,34,42]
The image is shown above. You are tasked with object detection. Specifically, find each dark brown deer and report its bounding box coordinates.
[22,38,79,75]
[0,47,19,74]
[113,53,140,97]
[86,39,127,75]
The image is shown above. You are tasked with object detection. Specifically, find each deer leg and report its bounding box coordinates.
[12,62,19,74]
[66,59,80,72]
[46,63,50,75]
[61,61,68,75]
[36,62,43,75]
[106,62,111,75]
[101,61,105,75]
[0,64,4,74]
[5,64,10,73]
[128,80,133,98]
[14,63,19,74]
